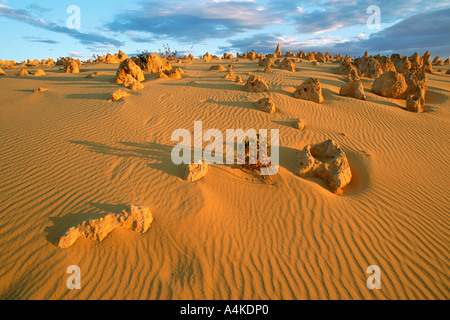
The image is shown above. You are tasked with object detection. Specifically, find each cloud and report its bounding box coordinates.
[291,0,450,34]
[26,3,52,14]
[220,7,450,57]
[20,36,59,44]
[106,0,283,43]
[0,4,123,47]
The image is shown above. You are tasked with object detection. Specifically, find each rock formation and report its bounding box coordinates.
[293,77,324,103]
[209,64,226,71]
[184,162,208,182]
[18,69,30,76]
[110,89,130,101]
[374,55,396,72]
[275,44,282,57]
[294,119,305,130]
[85,71,104,78]
[297,139,352,194]
[278,58,296,71]
[406,94,426,113]
[0,68,7,76]
[132,52,172,74]
[258,57,274,68]
[34,68,46,76]
[235,76,243,84]
[224,69,236,79]
[391,54,411,74]
[408,52,422,68]
[64,60,80,73]
[57,205,154,248]
[255,98,276,113]
[244,75,270,92]
[372,71,408,99]
[337,59,359,80]
[158,68,183,80]
[404,67,428,97]
[116,58,145,85]
[355,56,383,79]
[339,79,366,100]
[34,87,48,93]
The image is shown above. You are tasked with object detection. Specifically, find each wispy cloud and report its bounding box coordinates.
[0,4,123,47]
[220,7,450,57]
[106,0,283,43]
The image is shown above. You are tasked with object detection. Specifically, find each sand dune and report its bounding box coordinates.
[0,58,449,299]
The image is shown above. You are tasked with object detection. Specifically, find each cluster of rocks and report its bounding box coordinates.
[57,205,154,248]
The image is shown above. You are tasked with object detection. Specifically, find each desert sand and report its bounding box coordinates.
[0,52,449,300]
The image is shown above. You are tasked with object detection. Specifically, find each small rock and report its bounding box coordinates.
[184,162,208,182]
[406,94,426,113]
[110,89,130,101]
[255,98,276,113]
[34,87,48,93]
[294,119,306,130]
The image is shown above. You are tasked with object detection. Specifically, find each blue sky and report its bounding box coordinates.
[1,0,449,61]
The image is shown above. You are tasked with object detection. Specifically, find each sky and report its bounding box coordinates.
[1,0,449,61]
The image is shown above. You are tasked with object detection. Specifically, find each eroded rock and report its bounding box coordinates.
[244,75,270,92]
[297,139,352,194]
[293,77,324,103]
[57,205,154,248]
[184,162,208,182]
[339,79,366,100]
[255,97,276,113]
[116,58,145,85]
[372,71,408,99]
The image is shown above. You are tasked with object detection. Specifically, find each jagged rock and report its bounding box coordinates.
[132,52,172,74]
[235,76,243,84]
[18,69,30,76]
[244,75,270,92]
[444,58,449,65]
[264,67,273,73]
[116,58,145,85]
[34,68,46,76]
[297,139,352,194]
[184,162,208,182]
[158,68,183,79]
[0,68,7,76]
[85,71,104,78]
[26,59,39,67]
[372,71,408,99]
[255,97,276,113]
[203,52,212,61]
[118,50,129,62]
[278,58,296,71]
[421,51,433,73]
[404,67,428,97]
[274,44,282,57]
[258,57,274,68]
[34,87,48,93]
[110,89,130,101]
[293,77,324,103]
[209,64,226,71]
[375,56,396,72]
[355,57,383,79]
[408,52,422,68]
[222,53,234,59]
[105,52,121,64]
[339,79,366,100]
[406,94,426,113]
[337,59,359,80]
[57,205,154,248]
[129,81,144,91]
[64,60,80,73]
[391,54,411,74]
[294,119,305,130]
[224,69,236,79]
